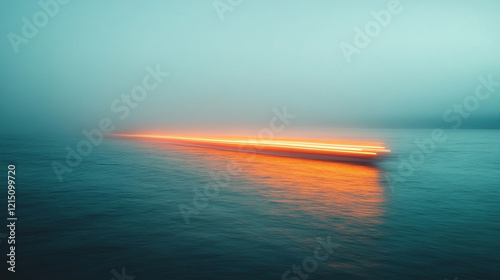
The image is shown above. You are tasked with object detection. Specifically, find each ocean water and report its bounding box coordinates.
[0,129,499,280]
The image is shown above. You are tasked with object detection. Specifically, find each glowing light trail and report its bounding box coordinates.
[113,134,390,163]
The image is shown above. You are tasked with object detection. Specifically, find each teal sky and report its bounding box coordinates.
[1,0,499,136]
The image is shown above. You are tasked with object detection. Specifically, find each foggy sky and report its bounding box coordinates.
[1,0,500,136]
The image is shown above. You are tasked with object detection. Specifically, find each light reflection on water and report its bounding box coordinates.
[155,140,385,220]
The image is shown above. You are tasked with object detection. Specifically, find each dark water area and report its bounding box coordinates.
[0,129,499,280]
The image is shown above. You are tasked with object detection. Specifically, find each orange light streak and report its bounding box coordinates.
[112,134,390,162]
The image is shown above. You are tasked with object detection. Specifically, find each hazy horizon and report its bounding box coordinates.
[1,0,499,136]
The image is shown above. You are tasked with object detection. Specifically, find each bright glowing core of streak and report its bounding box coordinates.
[112,134,390,156]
